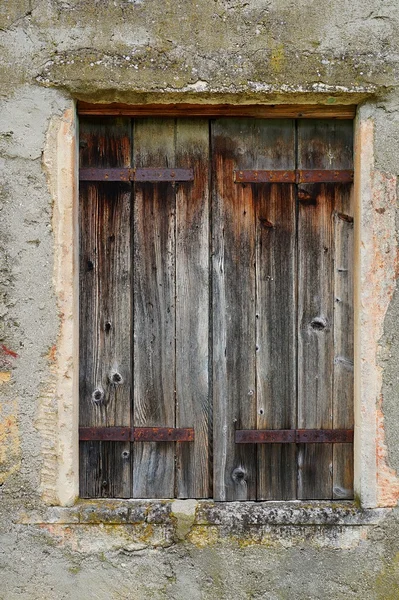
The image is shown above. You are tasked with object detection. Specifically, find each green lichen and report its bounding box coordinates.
[353,493,362,509]
[269,43,285,74]
[186,525,219,547]
[68,565,82,575]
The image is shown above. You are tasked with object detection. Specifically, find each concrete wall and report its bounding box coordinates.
[1,1,399,598]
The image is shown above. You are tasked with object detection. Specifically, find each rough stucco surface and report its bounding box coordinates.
[1,0,399,598]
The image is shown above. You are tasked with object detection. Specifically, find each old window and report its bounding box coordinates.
[79,116,354,501]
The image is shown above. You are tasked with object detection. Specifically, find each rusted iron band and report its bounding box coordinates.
[298,169,354,183]
[234,170,296,183]
[235,429,296,443]
[79,426,194,442]
[134,168,194,182]
[234,169,354,184]
[79,168,194,182]
[79,427,132,441]
[296,429,354,443]
[79,168,134,182]
[235,429,354,444]
[134,427,194,442]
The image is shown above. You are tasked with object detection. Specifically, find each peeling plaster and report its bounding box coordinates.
[355,114,399,507]
[370,169,399,507]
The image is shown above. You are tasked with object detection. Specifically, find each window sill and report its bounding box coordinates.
[16,500,391,550]
[18,499,388,526]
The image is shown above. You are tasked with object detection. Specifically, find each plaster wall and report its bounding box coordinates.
[1,1,399,598]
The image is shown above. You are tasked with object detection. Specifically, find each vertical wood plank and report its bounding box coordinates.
[133,119,176,498]
[333,182,354,499]
[253,121,297,501]
[297,120,353,499]
[256,183,297,500]
[297,183,334,499]
[212,119,257,501]
[79,117,132,498]
[175,119,210,498]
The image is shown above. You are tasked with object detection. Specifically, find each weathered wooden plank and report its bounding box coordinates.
[297,120,353,499]
[79,441,131,498]
[133,118,176,498]
[212,119,257,501]
[175,119,210,498]
[253,120,297,501]
[297,189,334,499]
[78,102,356,120]
[79,117,132,169]
[333,182,354,499]
[79,117,132,498]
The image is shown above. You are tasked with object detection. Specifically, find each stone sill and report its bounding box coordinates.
[17,499,389,527]
[16,501,392,551]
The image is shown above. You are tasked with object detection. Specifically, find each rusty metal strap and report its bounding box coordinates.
[235,429,354,444]
[234,169,354,184]
[79,426,194,442]
[79,168,194,182]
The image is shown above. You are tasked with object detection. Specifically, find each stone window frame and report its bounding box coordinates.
[42,100,398,511]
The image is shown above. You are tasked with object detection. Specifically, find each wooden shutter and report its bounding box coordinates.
[79,118,133,498]
[79,117,210,499]
[79,116,353,501]
[212,118,353,501]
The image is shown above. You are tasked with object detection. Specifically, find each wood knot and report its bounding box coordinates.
[298,189,316,205]
[110,371,123,385]
[337,212,354,223]
[310,316,328,331]
[92,388,104,403]
[121,450,130,459]
[259,217,274,229]
[231,467,247,483]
